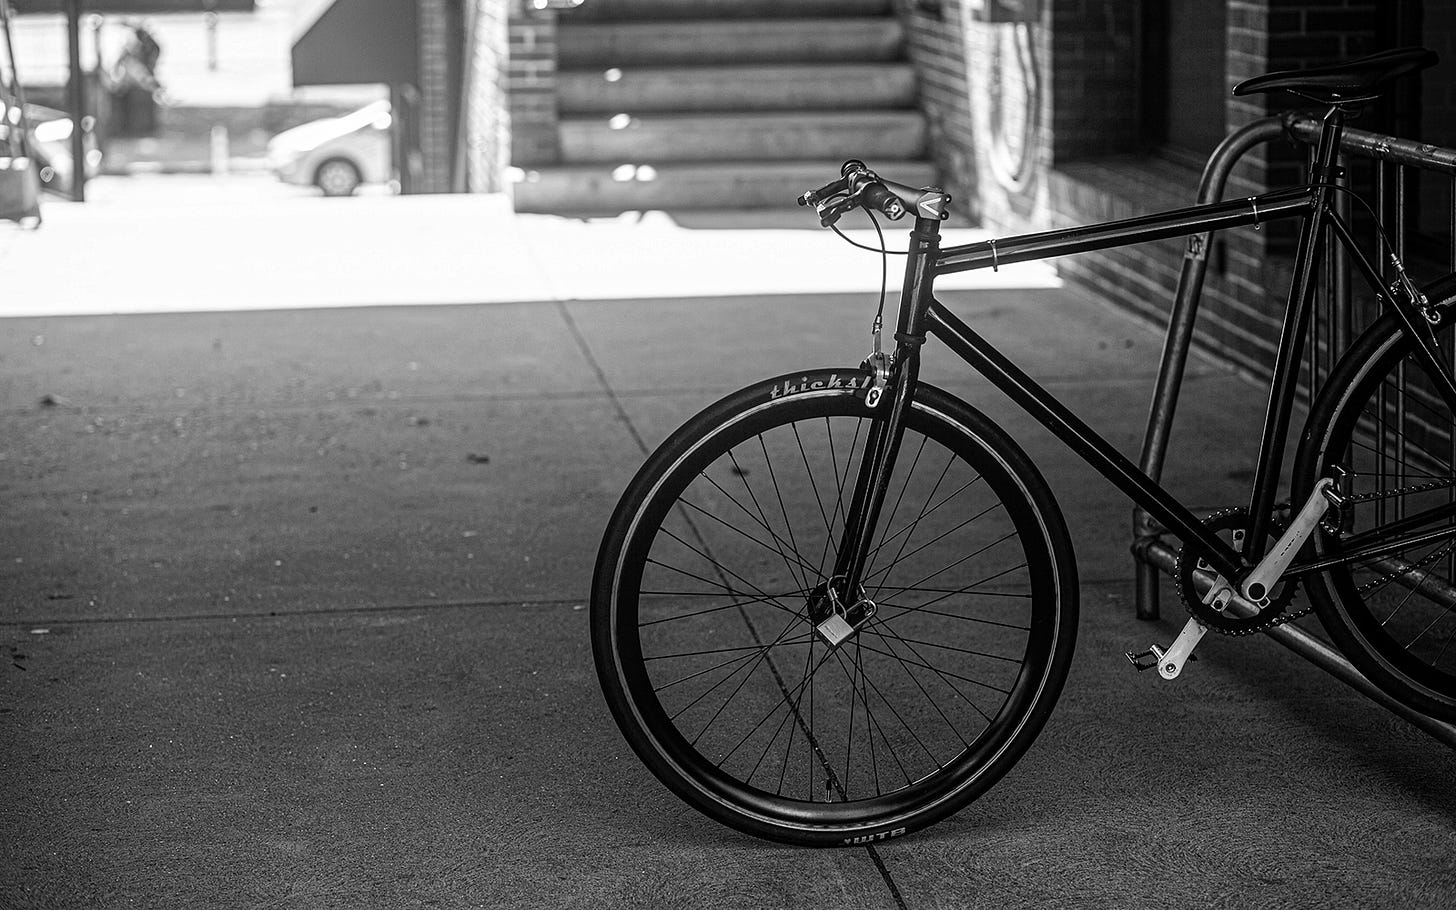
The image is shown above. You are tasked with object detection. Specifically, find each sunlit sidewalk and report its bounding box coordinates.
[0,174,1057,318]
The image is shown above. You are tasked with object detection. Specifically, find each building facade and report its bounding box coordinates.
[899,0,1453,377]
[423,1,1453,375]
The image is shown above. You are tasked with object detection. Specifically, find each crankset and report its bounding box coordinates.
[1175,508,1299,635]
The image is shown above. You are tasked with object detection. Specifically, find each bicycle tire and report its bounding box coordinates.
[592,368,1078,845]
[1295,274,1456,721]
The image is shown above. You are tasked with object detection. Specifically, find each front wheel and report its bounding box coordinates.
[1295,275,1456,721]
[592,369,1078,845]
[314,158,362,197]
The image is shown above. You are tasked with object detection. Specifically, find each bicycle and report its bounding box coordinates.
[591,47,1456,846]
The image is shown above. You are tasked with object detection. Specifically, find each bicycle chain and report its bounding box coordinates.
[1353,537,1456,595]
[1323,477,1456,533]
[1180,480,1456,634]
[1339,476,1456,503]
[1175,508,1310,636]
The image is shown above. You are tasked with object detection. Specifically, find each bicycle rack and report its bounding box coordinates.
[1130,112,1456,748]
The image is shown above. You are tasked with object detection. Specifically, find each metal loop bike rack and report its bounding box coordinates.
[1130,111,1456,746]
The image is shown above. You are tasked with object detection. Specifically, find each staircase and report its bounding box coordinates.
[512,0,935,214]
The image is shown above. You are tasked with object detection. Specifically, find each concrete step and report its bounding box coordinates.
[559,111,927,163]
[557,19,905,67]
[558,63,918,114]
[512,160,939,214]
[563,0,891,20]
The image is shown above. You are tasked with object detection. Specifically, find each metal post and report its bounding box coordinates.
[205,3,219,72]
[1138,537,1456,747]
[1131,116,1287,620]
[65,0,85,202]
[1129,111,1456,745]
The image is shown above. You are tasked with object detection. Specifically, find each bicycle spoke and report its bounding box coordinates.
[875,539,1027,607]
[863,501,1005,591]
[817,416,866,574]
[849,638,1013,696]
[861,622,980,742]
[639,587,809,625]
[866,620,996,724]
[712,643,843,769]
[728,448,813,594]
[650,527,803,616]
[864,471,981,576]
[676,492,822,583]
[824,645,916,791]
[672,611,811,735]
[654,612,807,701]
[791,420,836,539]
[830,643,946,774]
[643,556,803,622]
[646,636,815,663]
[873,600,1031,631]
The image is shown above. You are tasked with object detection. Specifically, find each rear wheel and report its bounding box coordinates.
[592,370,1078,845]
[1296,282,1456,721]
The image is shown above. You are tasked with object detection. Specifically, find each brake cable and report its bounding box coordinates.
[825,204,895,363]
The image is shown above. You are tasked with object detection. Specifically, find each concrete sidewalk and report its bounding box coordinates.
[2,180,1454,908]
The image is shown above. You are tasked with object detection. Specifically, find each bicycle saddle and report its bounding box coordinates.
[1233,46,1438,102]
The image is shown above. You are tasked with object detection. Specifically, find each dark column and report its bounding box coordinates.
[65,0,85,202]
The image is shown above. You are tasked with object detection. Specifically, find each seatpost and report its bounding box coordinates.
[1310,103,1347,182]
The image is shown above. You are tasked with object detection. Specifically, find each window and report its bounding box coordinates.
[1140,0,1228,163]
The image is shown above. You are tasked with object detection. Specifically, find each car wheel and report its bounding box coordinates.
[315,158,363,197]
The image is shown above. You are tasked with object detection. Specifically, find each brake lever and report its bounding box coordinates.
[817,196,855,228]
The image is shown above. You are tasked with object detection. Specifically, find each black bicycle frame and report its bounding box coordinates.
[831,109,1456,597]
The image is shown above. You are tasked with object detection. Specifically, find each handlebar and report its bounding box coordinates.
[797,160,951,227]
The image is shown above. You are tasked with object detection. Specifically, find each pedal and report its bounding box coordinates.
[1124,645,1198,672]
[1126,615,1208,679]
[1124,645,1165,672]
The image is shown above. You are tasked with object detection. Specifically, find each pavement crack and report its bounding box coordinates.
[555,300,650,455]
[1,596,584,628]
[866,844,910,910]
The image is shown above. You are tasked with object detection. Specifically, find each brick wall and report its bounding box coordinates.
[418,0,453,193]
[894,0,1052,230]
[465,0,511,192]
[460,0,561,190]
[507,3,559,166]
[897,0,1396,381]
[1418,1,1455,242]
[894,0,978,217]
[1424,1,1456,148]
[1047,1,1141,161]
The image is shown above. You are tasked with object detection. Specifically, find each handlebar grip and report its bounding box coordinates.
[798,175,848,207]
[860,181,907,220]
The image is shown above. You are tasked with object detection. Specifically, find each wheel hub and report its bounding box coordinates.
[806,577,876,648]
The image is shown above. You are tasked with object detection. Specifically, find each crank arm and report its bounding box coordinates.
[1240,478,1333,602]
[1125,617,1208,679]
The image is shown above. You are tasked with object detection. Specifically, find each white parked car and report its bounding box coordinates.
[266,100,392,197]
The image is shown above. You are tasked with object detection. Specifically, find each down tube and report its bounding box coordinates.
[925,300,1243,579]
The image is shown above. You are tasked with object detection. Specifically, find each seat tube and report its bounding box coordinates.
[1244,108,1345,559]
[831,217,943,593]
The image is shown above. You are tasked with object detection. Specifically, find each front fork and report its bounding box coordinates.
[812,345,922,648]
[815,218,942,647]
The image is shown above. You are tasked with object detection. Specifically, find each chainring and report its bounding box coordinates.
[1175,508,1299,636]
